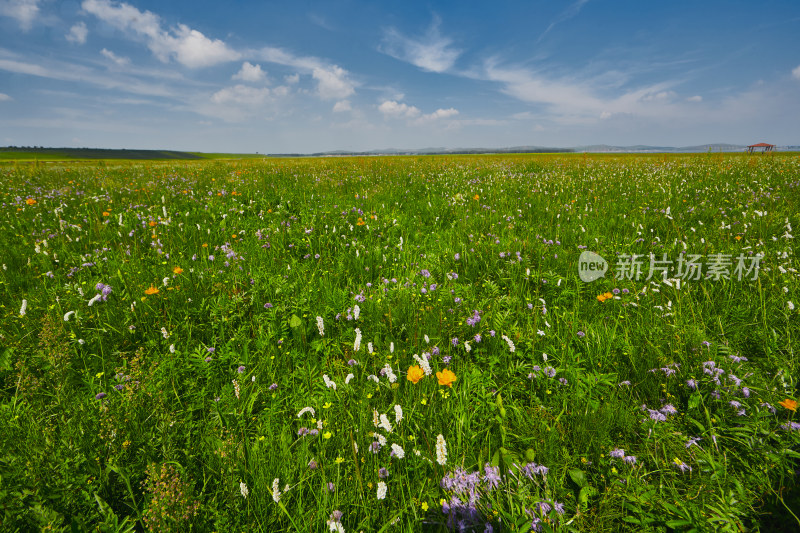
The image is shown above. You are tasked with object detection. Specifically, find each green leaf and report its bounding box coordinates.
[579,485,598,505]
[688,391,702,410]
[289,314,303,328]
[568,468,587,488]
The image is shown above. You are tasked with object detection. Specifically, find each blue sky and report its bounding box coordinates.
[1,0,798,152]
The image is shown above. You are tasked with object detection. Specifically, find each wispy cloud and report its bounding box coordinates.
[0,0,40,31]
[81,0,240,68]
[101,48,129,66]
[537,0,590,43]
[792,65,800,80]
[0,92,12,101]
[380,15,460,73]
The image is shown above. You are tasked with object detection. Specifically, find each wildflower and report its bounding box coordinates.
[19,299,27,316]
[327,511,344,533]
[64,311,75,321]
[501,334,515,352]
[484,464,501,490]
[610,448,625,459]
[95,392,107,400]
[377,481,387,500]
[353,304,360,320]
[407,365,424,384]
[413,353,432,375]
[322,374,337,390]
[354,328,362,352]
[264,302,273,308]
[436,434,448,465]
[237,365,246,374]
[394,404,403,424]
[173,266,183,274]
[240,481,249,498]
[272,478,281,502]
[378,467,389,479]
[451,337,459,347]
[144,285,160,295]
[26,198,36,205]
[437,368,457,388]
[672,458,692,473]
[391,443,405,459]
[780,399,798,411]
[577,330,585,338]
[623,455,637,465]
[297,406,315,418]
[379,414,393,433]
[381,364,397,383]
[232,379,240,399]
[161,327,170,339]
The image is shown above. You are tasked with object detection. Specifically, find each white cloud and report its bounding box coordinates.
[0,0,40,31]
[257,47,356,100]
[211,84,272,106]
[66,22,88,44]
[639,90,676,102]
[380,16,460,73]
[0,92,12,101]
[82,0,240,68]
[232,61,266,82]
[420,108,459,121]
[686,95,702,102]
[101,48,129,66]
[792,65,800,80]
[284,73,299,85]
[333,100,351,112]
[378,100,420,119]
[312,65,355,100]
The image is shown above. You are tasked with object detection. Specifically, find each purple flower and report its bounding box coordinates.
[264,302,273,308]
[205,356,212,363]
[328,482,335,492]
[269,383,278,390]
[577,330,585,338]
[474,334,481,343]
[686,379,697,390]
[686,437,702,449]
[623,455,637,465]
[660,404,677,416]
[347,359,358,366]
[454,253,460,260]
[308,459,318,470]
[378,467,389,479]
[483,464,501,490]
[432,346,440,356]
[95,392,107,400]
[207,346,215,353]
[237,365,246,374]
[610,448,625,459]
[489,330,496,337]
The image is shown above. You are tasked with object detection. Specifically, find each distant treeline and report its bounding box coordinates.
[270,147,576,157]
[0,146,203,160]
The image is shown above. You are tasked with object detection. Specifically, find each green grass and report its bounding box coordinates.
[0,153,798,532]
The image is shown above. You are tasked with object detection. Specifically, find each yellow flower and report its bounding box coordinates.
[26,198,36,205]
[436,368,457,388]
[335,457,344,464]
[144,285,160,295]
[779,398,798,412]
[421,501,429,512]
[407,365,424,384]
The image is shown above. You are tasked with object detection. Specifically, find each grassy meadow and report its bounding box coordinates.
[1,153,798,532]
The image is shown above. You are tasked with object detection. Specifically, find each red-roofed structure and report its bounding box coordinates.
[747,143,775,153]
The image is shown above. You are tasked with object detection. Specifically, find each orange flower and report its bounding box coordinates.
[356,217,366,226]
[102,211,110,216]
[436,368,457,388]
[148,220,158,227]
[173,266,183,275]
[735,235,742,241]
[779,398,798,412]
[473,194,480,200]
[407,365,425,384]
[26,198,36,205]
[144,285,160,295]
[597,294,607,302]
